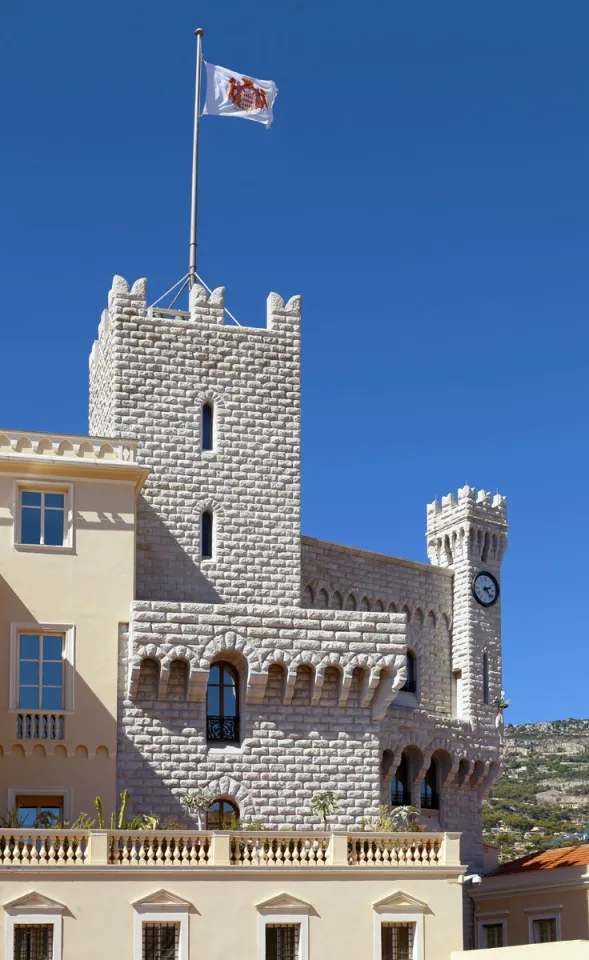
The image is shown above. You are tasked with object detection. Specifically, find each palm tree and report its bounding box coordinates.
[311,791,340,830]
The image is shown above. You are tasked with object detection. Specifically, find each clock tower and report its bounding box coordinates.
[426,485,508,734]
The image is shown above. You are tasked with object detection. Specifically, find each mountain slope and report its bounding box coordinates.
[483,719,589,861]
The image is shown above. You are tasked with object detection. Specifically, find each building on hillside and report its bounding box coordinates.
[0,273,508,957]
[470,844,589,949]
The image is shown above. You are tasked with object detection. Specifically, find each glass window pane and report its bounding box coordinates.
[202,404,213,451]
[45,493,65,509]
[44,507,65,546]
[223,681,237,717]
[43,636,63,660]
[21,491,42,506]
[207,686,220,714]
[42,686,64,710]
[19,662,39,685]
[209,665,220,683]
[20,635,40,659]
[21,506,41,544]
[42,661,63,686]
[17,806,39,826]
[18,687,40,709]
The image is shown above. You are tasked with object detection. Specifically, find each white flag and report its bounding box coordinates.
[202,62,278,127]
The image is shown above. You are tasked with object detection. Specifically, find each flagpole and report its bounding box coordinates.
[189,28,204,290]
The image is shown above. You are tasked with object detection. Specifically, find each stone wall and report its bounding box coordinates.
[89,277,302,607]
[301,538,454,716]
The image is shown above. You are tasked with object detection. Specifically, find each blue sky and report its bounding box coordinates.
[2,1,587,725]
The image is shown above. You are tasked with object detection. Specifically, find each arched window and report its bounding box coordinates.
[483,652,489,705]
[391,753,410,807]
[207,662,239,742]
[206,798,238,830]
[420,759,439,809]
[401,651,417,693]
[202,403,214,451]
[201,510,213,560]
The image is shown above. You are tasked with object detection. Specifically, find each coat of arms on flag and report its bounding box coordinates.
[203,62,278,127]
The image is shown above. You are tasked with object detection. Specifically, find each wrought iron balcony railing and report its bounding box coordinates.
[207,715,240,743]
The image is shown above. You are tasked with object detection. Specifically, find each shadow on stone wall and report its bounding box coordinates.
[135,497,223,603]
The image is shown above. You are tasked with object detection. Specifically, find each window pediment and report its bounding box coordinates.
[256,893,313,914]
[4,891,65,914]
[132,889,192,912]
[373,891,428,912]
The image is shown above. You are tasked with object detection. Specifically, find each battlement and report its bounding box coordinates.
[426,486,508,568]
[427,485,507,525]
[94,276,301,344]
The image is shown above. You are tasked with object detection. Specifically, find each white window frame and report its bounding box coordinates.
[374,912,423,960]
[13,480,74,552]
[257,911,309,960]
[7,786,73,823]
[133,909,189,960]
[4,908,63,960]
[527,910,561,944]
[477,916,507,949]
[9,623,75,713]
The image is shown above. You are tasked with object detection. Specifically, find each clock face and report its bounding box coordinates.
[472,571,499,607]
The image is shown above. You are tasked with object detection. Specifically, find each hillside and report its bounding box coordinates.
[483,719,589,861]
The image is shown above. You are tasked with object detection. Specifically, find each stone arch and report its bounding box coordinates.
[200,775,255,822]
[136,657,161,701]
[53,745,67,759]
[75,745,88,759]
[57,439,74,456]
[15,436,33,453]
[482,531,490,562]
[97,442,116,460]
[340,654,374,707]
[312,654,344,706]
[345,592,357,611]
[388,601,397,613]
[427,610,437,630]
[129,644,166,699]
[0,434,11,452]
[359,596,371,611]
[402,604,411,622]
[201,632,263,673]
[317,588,329,609]
[263,661,287,705]
[332,590,343,610]
[35,437,53,455]
[77,440,95,458]
[302,584,314,607]
[284,655,317,706]
[414,607,424,626]
[166,659,190,700]
[96,745,110,759]
[374,599,384,612]
[443,535,453,564]
[160,646,202,701]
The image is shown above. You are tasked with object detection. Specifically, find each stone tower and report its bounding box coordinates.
[426,486,508,733]
[89,277,302,606]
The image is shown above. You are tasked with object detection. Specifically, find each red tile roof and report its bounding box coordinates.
[493,843,589,876]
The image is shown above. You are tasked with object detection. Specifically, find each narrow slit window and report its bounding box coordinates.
[201,510,213,560]
[483,653,489,705]
[401,651,417,693]
[202,403,213,451]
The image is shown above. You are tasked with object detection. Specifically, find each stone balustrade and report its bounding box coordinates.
[0,830,460,869]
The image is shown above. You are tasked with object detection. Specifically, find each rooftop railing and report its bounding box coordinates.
[0,830,460,869]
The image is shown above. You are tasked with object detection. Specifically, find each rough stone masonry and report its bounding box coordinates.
[90,275,507,880]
